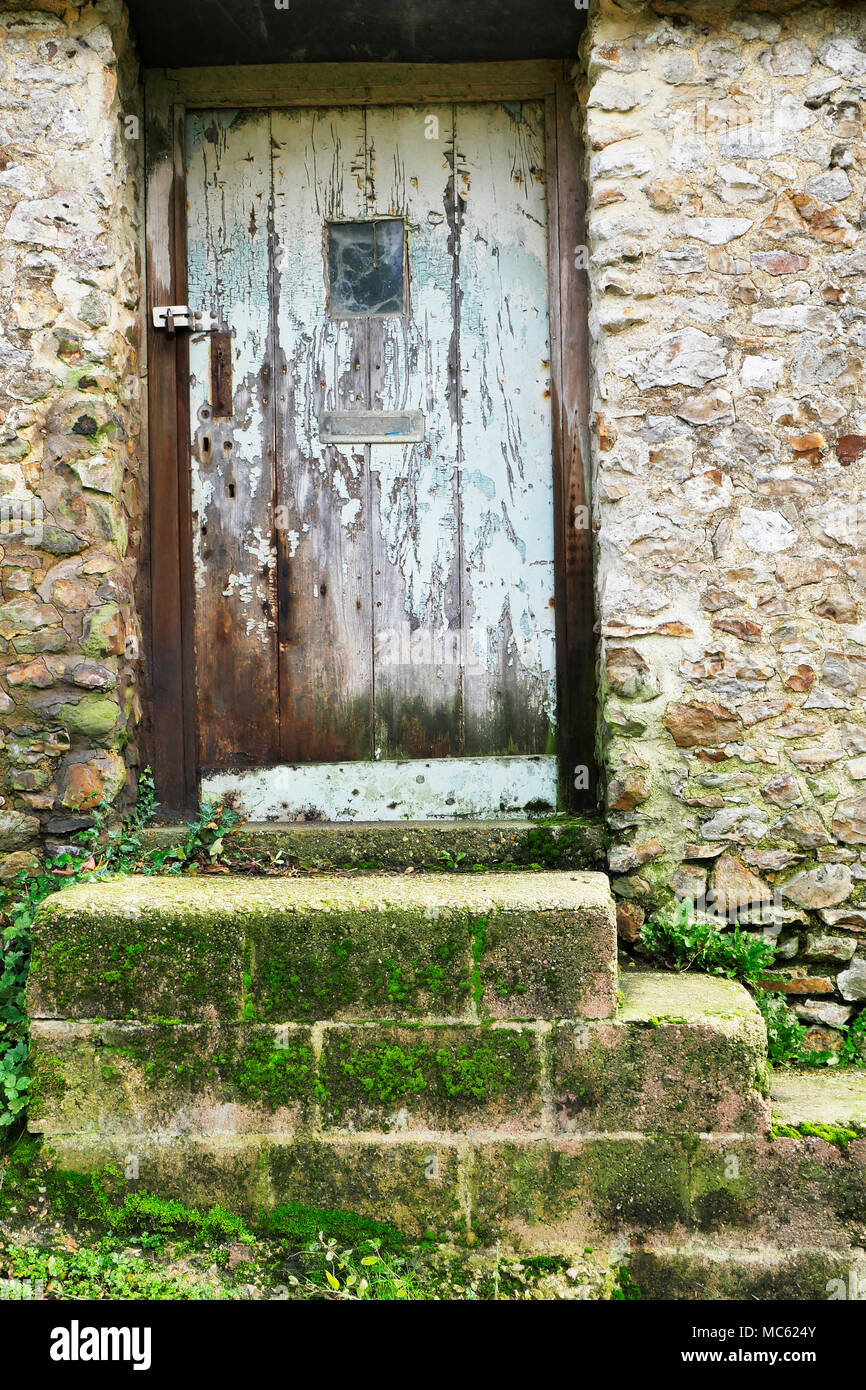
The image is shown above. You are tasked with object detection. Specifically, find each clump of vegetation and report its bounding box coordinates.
[769,1119,866,1148]
[641,899,776,986]
[754,990,866,1070]
[641,901,866,1070]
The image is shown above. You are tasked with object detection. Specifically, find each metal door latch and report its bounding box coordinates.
[152,306,218,334]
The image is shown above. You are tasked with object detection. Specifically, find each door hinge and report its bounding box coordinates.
[152,305,217,334]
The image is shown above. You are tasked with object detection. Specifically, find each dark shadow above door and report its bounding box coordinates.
[127,0,585,67]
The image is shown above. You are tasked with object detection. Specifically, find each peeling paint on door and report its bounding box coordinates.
[185,101,558,817]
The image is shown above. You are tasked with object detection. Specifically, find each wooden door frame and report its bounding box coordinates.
[143,60,592,816]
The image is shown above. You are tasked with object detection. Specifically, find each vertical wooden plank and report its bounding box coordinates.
[551,78,594,808]
[186,108,278,768]
[144,78,196,812]
[366,105,463,759]
[455,100,557,757]
[271,108,373,762]
[172,103,199,800]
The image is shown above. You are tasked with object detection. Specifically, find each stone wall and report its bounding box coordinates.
[0,0,143,872]
[583,0,866,1042]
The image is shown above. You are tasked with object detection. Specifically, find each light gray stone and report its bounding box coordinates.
[838,957,866,1003]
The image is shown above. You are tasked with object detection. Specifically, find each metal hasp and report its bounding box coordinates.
[152,305,218,334]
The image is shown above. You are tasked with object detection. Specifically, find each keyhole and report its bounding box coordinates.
[226,482,235,498]
[320,582,328,597]
[202,436,211,454]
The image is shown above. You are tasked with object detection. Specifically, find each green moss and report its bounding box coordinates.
[257,1200,409,1251]
[769,1119,866,1148]
[517,816,605,869]
[320,1026,539,1123]
[235,1034,316,1109]
[251,910,473,1022]
[31,904,240,1020]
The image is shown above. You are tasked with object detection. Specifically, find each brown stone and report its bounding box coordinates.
[816,585,858,622]
[801,1027,845,1055]
[616,901,644,944]
[663,700,741,748]
[668,864,707,901]
[776,811,833,850]
[711,855,772,912]
[605,646,657,700]
[750,251,810,275]
[776,557,833,589]
[60,754,126,812]
[739,699,789,727]
[836,435,866,466]
[784,664,816,692]
[832,796,866,844]
[712,617,762,641]
[607,769,651,812]
[761,772,801,807]
[5,657,54,688]
[790,433,827,452]
[645,175,688,210]
[51,578,91,611]
[700,586,742,612]
[741,850,802,871]
[608,839,663,873]
[0,849,40,882]
[758,972,835,995]
[781,863,851,907]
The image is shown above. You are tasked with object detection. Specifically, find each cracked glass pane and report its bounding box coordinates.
[327,219,405,317]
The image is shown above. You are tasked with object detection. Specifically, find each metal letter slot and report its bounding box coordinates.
[319,410,425,444]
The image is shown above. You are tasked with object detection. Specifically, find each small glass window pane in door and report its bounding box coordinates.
[327,219,405,317]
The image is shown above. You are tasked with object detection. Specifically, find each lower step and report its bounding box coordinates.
[626,1241,866,1301]
[39,1121,866,1258]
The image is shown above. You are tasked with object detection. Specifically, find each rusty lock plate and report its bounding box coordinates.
[210,331,233,418]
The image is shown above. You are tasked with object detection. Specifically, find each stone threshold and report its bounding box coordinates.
[139,815,606,870]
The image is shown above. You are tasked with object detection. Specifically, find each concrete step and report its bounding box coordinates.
[141,816,606,871]
[29,968,768,1145]
[28,972,768,1141]
[553,970,770,1134]
[29,871,617,1024]
[38,1120,866,1265]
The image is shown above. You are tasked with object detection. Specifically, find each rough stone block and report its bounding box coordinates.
[319,1024,542,1132]
[478,871,616,1019]
[548,972,770,1134]
[28,1020,316,1138]
[467,1136,693,1245]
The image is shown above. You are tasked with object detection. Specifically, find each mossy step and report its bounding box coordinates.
[140,816,606,870]
[29,970,768,1143]
[626,1242,866,1301]
[39,1127,866,1259]
[551,970,770,1134]
[28,870,616,1024]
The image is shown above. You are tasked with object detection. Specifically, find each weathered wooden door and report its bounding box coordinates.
[184,101,559,819]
